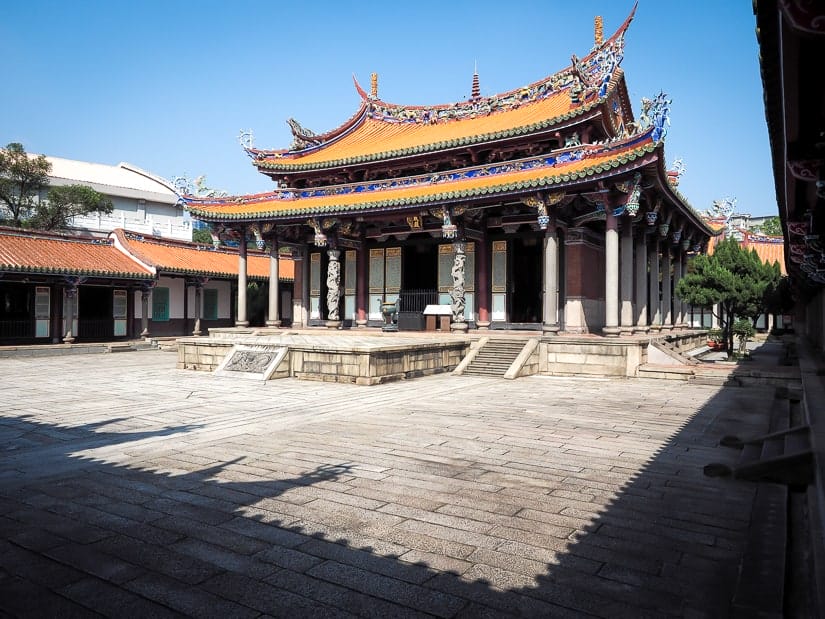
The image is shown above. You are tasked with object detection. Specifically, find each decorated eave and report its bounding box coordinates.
[754,0,825,289]
[0,227,153,280]
[185,117,713,240]
[243,6,637,174]
[109,229,295,282]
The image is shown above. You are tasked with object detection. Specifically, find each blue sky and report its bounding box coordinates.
[1,1,775,216]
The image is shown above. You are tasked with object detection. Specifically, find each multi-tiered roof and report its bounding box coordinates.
[183,6,712,242]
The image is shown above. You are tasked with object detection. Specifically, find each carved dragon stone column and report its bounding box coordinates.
[326,249,342,328]
[450,241,468,333]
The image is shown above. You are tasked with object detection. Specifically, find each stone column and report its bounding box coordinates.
[649,235,661,331]
[603,210,620,336]
[662,243,673,330]
[236,235,249,327]
[192,283,202,336]
[355,242,368,328]
[681,252,690,328]
[266,239,281,327]
[672,247,683,329]
[326,249,342,328]
[63,284,77,344]
[140,288,150,338]
[476,236,491,330]
[542,224,560,335]
[619,221,634,335]
[450,241,468,332]
[634,228,649,333]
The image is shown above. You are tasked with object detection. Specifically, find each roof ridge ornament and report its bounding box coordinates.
[595,15,604,48]
[370,73,378,99]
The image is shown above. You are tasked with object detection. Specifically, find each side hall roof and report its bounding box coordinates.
[246,8,636,173]
[0,227,153,279]
[109,229,294,282]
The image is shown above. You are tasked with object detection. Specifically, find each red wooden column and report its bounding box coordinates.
[476,234,490,329]
[356,240,368,328]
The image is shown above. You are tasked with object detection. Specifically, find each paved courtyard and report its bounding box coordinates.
[0,349,775,617]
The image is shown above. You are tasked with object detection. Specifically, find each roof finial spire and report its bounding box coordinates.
[594,15,604,47]
[370,72,378,99]
[471,61,480,100]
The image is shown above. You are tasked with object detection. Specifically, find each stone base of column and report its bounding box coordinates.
[662,324,674,331]
[355,319,368,328]
[619,327,634,336]
[192,319,202,337]
[633,325,650,334]
[602,326,621,337]
[235,321,249,328]
[266,320,282,328]
[325,320,342,329]
[140,328,150,339]
[476,321,491,331]
[649,325,663,333]
[63,332,75,344]
[450,322,469,333]
[542,323,560,336]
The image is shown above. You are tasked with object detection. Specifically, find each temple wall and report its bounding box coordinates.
[564,229,605,332]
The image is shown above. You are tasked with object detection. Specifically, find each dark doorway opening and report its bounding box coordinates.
[402,243,438,290]
[0,283,33,340]
[510,236,542,323]
[78,286,113,341]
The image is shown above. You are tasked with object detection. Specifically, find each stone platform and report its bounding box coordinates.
[176,327,709,384]
[177,330,469,385]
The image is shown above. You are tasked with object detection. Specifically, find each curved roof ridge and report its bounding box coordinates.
[251,6,635,162]
[354,4,635,119]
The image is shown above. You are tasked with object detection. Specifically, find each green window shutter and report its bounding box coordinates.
[203,289,218,320]
[152,287,169,322]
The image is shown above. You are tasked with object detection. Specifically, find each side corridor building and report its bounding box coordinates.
[0,227,294,344]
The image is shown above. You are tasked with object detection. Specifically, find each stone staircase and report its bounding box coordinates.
[703,386,814,618]
[461,339,527,377]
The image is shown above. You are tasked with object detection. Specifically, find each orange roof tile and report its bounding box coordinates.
[251,7,637,172]
[0,228,152,279]
[268,91,579,168]
[745,237,786,275]
[189,137,658,220]
[112,230,294,281]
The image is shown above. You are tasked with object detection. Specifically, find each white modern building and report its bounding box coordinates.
[40,156,191,241]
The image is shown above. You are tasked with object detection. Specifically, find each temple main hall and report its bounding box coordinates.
[183,8,713,337]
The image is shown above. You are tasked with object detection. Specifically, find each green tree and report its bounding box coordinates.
[0,142,50,225]
[676,238,781,354]
[192,226,214,244]
[0,142,114,230]
[757,216,782,236]
[27,185,113,230]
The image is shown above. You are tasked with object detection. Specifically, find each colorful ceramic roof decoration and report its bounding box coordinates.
[0,227,152,279]
[181,4,712,242]
[242,8,636,173]
[110,229,294,281]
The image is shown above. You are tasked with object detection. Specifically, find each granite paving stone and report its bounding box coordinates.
[0,349,784,617]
